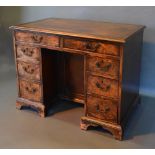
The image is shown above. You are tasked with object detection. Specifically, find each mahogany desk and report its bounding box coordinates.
[10,18,145,140]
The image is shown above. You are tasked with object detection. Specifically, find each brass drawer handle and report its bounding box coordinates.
[85,42,100,52]
[21,48,34,57]
[96,104,100,111]
[95,104,110,113]
[22,65,35,74]
[31,35,43,43]
[96,61,112,72]
[103,107,110,113]
[25,86,37,94]
[96,81,111,92]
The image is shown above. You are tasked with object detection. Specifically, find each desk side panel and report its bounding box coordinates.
[120,30,144,124]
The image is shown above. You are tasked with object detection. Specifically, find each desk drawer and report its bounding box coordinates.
[16,45,40,63]
[19,80,42,102]
[87,56,119,80]
[15,31,59,47]
[87,95,117,123]
[17,61,41,81]
[87,75,119,98]
[63,38,120,56]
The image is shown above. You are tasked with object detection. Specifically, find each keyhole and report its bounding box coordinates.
[96,105,100,111]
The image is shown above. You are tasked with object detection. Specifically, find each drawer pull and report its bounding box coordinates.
[96,104,100,111]
[22,65,35,74]
[21,48,34,57]
[96,81,111,92]
[25,86,37,94]
[96,61,112,72]
[103,107,110,113]
[96,104,110,113]
[85,42,100,52]
[31,35,43,43]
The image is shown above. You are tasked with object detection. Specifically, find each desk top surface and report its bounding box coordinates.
[11,18,145,43]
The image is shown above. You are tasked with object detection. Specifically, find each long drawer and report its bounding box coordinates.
[63,37,120,56]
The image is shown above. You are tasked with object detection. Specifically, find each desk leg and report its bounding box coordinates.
[80,117,123,140]
[16,99,46,117]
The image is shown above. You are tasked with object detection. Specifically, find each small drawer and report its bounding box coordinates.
[15,31,59,47]
[87,95,117,123]
[16,45,40,63]
[17,61,41,81]
[87,75,119,98]
[19,80,42,102]
[63,38,120,56]
[87,56,119,80]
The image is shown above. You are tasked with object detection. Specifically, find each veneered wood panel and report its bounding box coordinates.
[11,18,145,42]
[120,30,144,123]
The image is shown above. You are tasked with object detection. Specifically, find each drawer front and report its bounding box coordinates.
[87,75,119,98]
[19,80,42,102]
[87,56,119,79]
[15,31,59,47]
[16,45,40,63]
[87,95,117,123]
[63,38,120,56]
[17,61,41,81]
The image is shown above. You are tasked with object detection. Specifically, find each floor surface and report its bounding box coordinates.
[0,68,155,148]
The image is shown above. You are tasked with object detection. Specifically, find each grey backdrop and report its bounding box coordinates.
[0,6,155,97]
